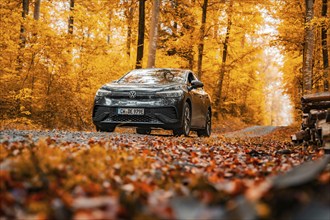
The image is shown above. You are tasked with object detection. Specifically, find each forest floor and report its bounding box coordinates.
[0,124,329,219]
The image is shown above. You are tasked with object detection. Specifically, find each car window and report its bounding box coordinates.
[118,69,186,84]
[187,72,196,84]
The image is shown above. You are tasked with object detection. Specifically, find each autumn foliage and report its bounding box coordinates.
[1,2,329,219]
[0,0,329,129]
[1,129,329,219]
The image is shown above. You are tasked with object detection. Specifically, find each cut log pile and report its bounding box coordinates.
[292,92,330,150]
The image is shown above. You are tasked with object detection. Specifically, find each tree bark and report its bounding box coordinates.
[15,0,30,115]
[215,0,233,118]
[181,1,194,70]
[16,0,29,72]
[20,0,29,48]
[21,0,29,29]
[33,0,41,20]
[135,0,146,69]
[302,0,315,94]
[197,0,208,80]
[68,0,74,34]
[20,0,29,46]
[321,0,329,91]
[30,0,41,113]
[125,3,134,57]
[147,0,160,68]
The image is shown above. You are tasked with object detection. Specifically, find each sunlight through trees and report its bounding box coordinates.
[0,0,328,129]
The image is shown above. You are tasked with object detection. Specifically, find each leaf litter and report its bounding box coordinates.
[0,128,329,219]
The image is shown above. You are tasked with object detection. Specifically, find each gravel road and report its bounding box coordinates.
[0,129,128,145]
[0,126,280,145]
[224,126,278,138]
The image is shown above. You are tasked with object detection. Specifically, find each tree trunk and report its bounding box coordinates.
[30,0,41,113]
[181,1,194,70]
[68,0,74,34]
[321,0,329,91]
[33,0,41,20]
[126,7,133,57]
[135,0,146,69]
[147,0,160,68]
[197,0,208,80]
[15,0,30,115]
[16,0,29,73]
[21,0,29,39]
[214,0,233,118]
[302,0,315,94]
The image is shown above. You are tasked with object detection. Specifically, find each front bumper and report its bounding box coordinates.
[92,97,183,129]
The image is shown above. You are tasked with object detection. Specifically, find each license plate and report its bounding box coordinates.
[118,108,144,115]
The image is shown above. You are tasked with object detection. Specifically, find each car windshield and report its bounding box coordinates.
[118,69,186,84]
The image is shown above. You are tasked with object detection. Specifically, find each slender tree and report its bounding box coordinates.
[126,8,134,57]
[20,0,29,43]
[135,0,146,69]
[34,0,41,20]
[197,0,208,80]
[16,0,29,72]
[215,0,233,118]
[302,0,315,94]
[68,0,74,34]
[124,1,135,57]
[29,0,41,113]
[147,0,160,68]
[321,0,329,91]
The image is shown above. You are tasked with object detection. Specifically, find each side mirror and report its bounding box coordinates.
[188,80,204,91]
[191,80,204,88]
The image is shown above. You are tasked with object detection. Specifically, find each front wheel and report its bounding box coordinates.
[173,102,191,136]
[197,110,211,137]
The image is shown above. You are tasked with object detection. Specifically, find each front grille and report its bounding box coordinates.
[95,106,177,124]
[110,115,159,123]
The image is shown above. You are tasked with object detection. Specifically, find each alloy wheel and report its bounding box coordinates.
[183,103,191,136]
[205,110,211,136]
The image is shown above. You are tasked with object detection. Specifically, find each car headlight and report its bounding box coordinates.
[96,89,112,97]
[156,90,184,98]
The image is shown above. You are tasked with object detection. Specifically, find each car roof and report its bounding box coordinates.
[132,68,192,73]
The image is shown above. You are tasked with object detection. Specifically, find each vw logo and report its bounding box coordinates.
[129,91,137,99]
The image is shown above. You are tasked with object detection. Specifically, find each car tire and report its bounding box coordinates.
[136,128,151,135]
[96,126,115,132]
[197,110,211,137]
[173,102,191,136]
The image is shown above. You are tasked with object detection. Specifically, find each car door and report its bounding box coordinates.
[187,72,204,128]
[194,87,209,127]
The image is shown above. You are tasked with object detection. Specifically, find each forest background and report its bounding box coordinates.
[0,0,329,131]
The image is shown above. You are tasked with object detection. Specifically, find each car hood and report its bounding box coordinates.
[101,82,183,92]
